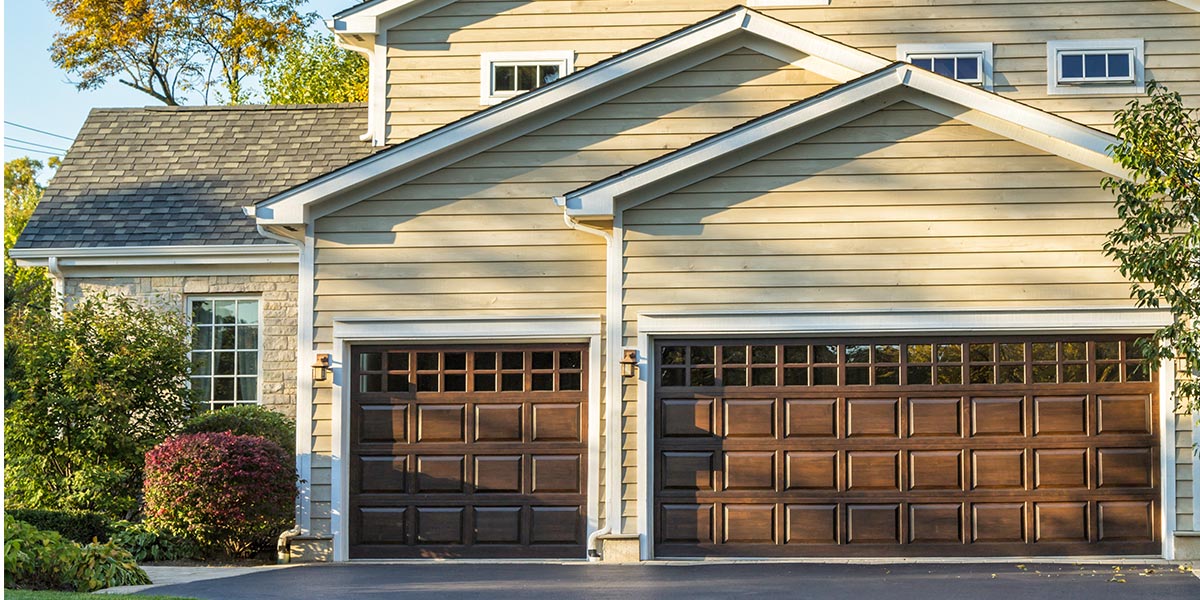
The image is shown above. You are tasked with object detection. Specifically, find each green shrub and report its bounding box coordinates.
[145,432,296,558]
[4,292,196,517]
[3,516,150,592]
[182,405,295,454]
[4,510,110,545]
[108,521,199,563]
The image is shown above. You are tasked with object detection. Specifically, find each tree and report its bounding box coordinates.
[5,157,55,319]
[48,0,201,106]
[1103,81,1200,413]
[4,292,197,517]
[179,0,313,104]
[48,0,313,105]
[262,31,368,105]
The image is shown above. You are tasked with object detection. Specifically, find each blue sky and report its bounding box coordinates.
[3,0,353,170]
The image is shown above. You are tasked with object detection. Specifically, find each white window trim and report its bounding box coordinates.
[632,307,1174,560]
[748,0,830,6]
[186,295,264,410]
[1047,39,1145,96]
[480,51,575,106]
[327,315,603,562]
[897,42,994,91]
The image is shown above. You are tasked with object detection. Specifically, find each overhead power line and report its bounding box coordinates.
[4,143,65,157]
[4,121,75,142]
[3,137,68,153]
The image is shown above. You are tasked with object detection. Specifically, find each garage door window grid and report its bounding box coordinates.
[659,338,1150,388]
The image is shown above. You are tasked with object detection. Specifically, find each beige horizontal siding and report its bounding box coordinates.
[617,102,1142,522]
[383,0,1200,141]
[1178,413,1196,531]
[312,49,836,533]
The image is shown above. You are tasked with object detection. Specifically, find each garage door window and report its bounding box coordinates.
[660,338,1149,388]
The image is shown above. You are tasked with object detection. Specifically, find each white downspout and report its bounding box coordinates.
[47,256,65,313]
[560,209,621,561]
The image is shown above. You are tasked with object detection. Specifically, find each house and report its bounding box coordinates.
[11,0,1200,562]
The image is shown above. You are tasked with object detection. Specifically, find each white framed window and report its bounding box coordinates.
[188,296,261,410]
[480,51,574,105]
[1047,39,1144,95]
[896,43,994,90]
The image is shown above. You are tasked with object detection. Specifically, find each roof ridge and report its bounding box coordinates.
[92,102,368,113]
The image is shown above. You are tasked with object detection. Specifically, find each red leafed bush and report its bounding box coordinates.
[143,432,296,557]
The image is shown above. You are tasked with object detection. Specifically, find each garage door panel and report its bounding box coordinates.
[655,335,1158,557]
[785,399,838,438]
[846,399,900,438]
[909,451,963,491]
[1097,396,1152,434]
[661,398,716,437]
[909,398,963,438]
[350,344,587,558]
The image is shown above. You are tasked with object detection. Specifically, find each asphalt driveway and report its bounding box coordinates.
[142,562,1199,600]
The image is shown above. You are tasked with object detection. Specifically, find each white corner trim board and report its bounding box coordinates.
[254,6,889,226]
[327,315,603,562]
[633,307,1175,560]
[558,63,1126,219]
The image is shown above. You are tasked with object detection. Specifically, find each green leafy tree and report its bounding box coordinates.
[262,31,368,105]
[4,157,55,319]
[4,292,197,517]
[48,0,200,105]
[1103,81,1200,413]
[48,0,313,105]
[178,0,313,104]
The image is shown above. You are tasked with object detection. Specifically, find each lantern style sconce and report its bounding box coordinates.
[312,353,331,382]
[620,348,638,378]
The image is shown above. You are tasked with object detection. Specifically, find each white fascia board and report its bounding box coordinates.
[637,307,1173,337]
[332,314,601,341]
[258,7,889,226]
[1168,0,1200,11]
[326,0,438,34]
[563,64,1126,218]
[8,244,299,269]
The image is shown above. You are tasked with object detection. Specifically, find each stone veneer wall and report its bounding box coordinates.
[63,274,298,418]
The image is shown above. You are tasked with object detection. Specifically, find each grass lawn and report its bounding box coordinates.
[5,591,194,600]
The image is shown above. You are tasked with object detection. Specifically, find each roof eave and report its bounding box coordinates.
[563,64,1127,219]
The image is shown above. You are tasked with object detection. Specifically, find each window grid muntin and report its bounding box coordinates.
[1057,49,1135,83]
[354,347,585,395]
[908,53,984,84]
[491,61,563,95]
[189,297,261,410]
[658,336,1152,389]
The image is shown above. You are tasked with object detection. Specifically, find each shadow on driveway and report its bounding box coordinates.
[141,562,1199,600]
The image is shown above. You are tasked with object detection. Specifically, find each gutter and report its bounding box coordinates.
[558,206,622,561]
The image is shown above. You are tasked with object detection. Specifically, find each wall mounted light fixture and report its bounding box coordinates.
[312,353,331,382]
[621,348,638,378]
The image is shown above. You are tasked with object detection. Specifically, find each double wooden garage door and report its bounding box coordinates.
[655,335,1160,557]
[349,344,587,558]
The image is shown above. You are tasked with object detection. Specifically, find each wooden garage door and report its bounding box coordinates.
[654,336,1159,557]
[350,344,588,558]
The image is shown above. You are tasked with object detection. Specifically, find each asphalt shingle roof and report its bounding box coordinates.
[15,103,381,249]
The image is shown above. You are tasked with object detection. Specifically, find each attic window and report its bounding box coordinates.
[1047,39,1144,95]
[896,43,994,90]
[481,51,574,105]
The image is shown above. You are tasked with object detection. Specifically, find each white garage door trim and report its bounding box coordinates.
[330,315,603,562]
[634,307,1175,561]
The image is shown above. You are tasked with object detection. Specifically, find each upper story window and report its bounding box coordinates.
[1047,39,1144,95]
[896,43,994,90]
[189,297,261,410]
[481,51,575,105]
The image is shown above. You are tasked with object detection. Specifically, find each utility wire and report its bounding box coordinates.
[4,143,65,157]
[4,121,75,142]
[3,137,68,153]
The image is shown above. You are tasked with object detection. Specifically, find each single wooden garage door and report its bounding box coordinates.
[350,344,588,558]
[654,336,1159,557]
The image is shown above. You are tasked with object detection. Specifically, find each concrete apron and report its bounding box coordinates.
[96,565,298,595]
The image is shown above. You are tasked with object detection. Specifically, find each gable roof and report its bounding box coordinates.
[13,104,382,252]
[558,63,1127,219]
[252,6,891,228]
